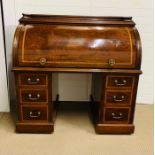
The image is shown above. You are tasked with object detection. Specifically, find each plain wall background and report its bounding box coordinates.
[0,2,9,111]
[1,0,154,111]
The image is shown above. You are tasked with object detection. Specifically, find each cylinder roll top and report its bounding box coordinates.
[13,14,141,69]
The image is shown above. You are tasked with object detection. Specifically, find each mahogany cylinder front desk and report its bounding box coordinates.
[12,14,142,134]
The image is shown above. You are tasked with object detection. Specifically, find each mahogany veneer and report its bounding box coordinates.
[12,14,142,134]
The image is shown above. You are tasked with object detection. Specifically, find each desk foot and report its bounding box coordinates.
[95,123,135,134]
[16,122,54,133]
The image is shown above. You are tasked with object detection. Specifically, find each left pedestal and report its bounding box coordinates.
[14,72,54,133]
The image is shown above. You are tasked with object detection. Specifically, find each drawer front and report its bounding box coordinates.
[106,76,134,88]
[105,91,132,105]
[104,108,130,123]
[22,106,48,121]
[19,73,48,86]
[20,89,48,103]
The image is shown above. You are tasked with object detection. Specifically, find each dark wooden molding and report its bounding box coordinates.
[12,67,142,74]
[19,13,135,26]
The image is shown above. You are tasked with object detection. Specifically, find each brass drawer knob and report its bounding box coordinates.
[28,93,40,101]
[40,58,47,66]
[27,78,40,84]
[29,111,41,118]
[108,59,115,67]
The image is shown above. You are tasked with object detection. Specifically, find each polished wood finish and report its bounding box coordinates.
[13,14,141,69]
[91,72,140,133]
[12,14,142,134]
[96,124,134,134]
[16,122,53,133]
[19,14,135,26]
[106,75,134,88]
[12,67,142,74]
[14,72,53,133]
[17,26,136,68]
[105,91,132,105]
[19,73,48,86]
[21,106,48,121]
[20,89,48,103]
[104,108,130,123]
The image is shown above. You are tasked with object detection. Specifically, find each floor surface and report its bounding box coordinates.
[0,103,153,155]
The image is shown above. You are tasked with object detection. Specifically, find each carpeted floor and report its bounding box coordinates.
[0,103,153,155]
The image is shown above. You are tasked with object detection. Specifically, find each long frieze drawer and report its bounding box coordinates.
[105,91,132,105]
[19,73,48,86]
[20,89,48,103]
[104,108,130,123]
[106,76,134,88]
[21,106,48,121]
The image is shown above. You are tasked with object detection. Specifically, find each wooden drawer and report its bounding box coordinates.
[21,106,48,121]
[19,73,48,86]
[105,91,132,105]
[106,76,134,88]
[20,89,48,103]
[104,108,130,123]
